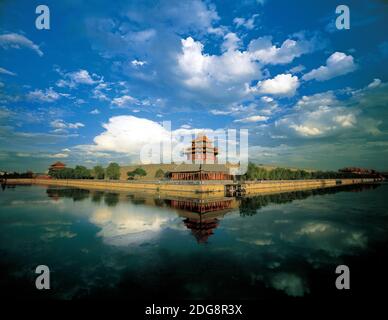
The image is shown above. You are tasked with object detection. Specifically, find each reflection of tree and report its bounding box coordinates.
[132,199,146,205]
[46,187,90,201]
[154,198,167,207]
[91,191,104,203]
[239,184,381,217]
[104,192,119,207]
[125,194,146,205]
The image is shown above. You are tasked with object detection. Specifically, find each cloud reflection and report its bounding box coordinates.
[90,203,177,246]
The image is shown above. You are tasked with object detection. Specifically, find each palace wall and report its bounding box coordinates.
[5,178,378,197]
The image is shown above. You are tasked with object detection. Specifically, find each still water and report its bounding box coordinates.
[0,183,387,299]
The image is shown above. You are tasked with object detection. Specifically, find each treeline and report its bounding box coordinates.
[48,163,121,180]
[0,171,34,179]
[243,162,377,181]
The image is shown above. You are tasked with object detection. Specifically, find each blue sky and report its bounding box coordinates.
[0,0,387,172]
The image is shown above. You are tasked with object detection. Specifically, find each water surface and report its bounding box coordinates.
[0,183,387,299]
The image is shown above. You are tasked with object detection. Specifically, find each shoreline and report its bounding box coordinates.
[3,177,381,197]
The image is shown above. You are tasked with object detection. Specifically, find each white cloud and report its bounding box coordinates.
[81,115,171,155]
[90,109,100,115]
[111,95,139,108]
[56,69,101,88]
[75,116,223,163]
[287,64,305,74]
[247,74,300,96]
[0,33,43,56]
[177,34,317,99]
[275,91,358,137]
[50,119,85,131]
[27,88,61,102]
[157,0,219,32]
[302,52,357,81]
[367,78,381,89]
[234,115,269,123]
[288,124,323,136]
[248,35,315,65]
[233,14,259,30]
[131,59,147,67]
[48,153,69,159]
[210,109,232,115]
[92,82,110,101]
[0,67,16,76]
[177,36,260,92]
[222,32,241,52]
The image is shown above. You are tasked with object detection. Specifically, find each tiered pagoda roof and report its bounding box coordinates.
[185,134,218,162]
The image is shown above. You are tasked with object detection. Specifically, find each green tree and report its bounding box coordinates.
[155,168,165,179]
[93,165,105,180]
[106,162,120,180]
[74,165,92,179]
[127,167,147,180]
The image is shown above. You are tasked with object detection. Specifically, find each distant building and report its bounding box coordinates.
[339,167,376,175]
[185,134,218,163]
[169,164,232,180]
[170,135,233,181]
[49,161,66,171]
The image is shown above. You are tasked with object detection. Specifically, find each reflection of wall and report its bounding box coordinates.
[169,199,233,213]
[239,183,381,216]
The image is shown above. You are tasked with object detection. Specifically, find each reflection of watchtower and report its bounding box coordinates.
[183,215,219,244]
[185,135,218,163]
[169,197,236,244]
[170,198,233,213]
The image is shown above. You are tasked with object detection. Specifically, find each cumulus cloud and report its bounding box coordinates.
[56,69,101,88]
[82,116,171,155]
[302,52,357,81]
[234,115,269,123]
[156,0,219,33]
[233,14,259,30]
[0,33,43,56]
[0,67,16,76]
[48,153,69,159]
[176,32,318,99]
[111,95,139,108]
[177,36,260,94]
[287,64,305,74]
[248,35,317,65]
[131,59,147,67]
[275,91,358,137]
[247,74,300,96]
[27,88,61,102]
[367,78,381,89]
[222,32,241,52]
[90,109,100,115]
[74,115,227,164]
[50,119,85,132]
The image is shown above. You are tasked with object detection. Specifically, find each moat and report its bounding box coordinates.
[0,183,387,299]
